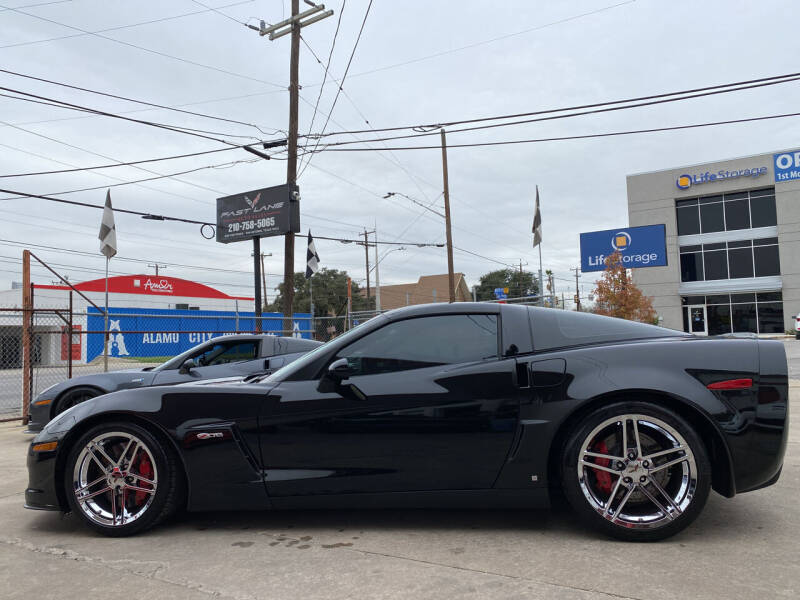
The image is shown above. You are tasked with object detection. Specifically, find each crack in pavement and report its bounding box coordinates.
[0,537,258,600]
[342,546,649,600]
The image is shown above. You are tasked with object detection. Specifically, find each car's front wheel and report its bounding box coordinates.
[64,422,182,536]
[561,401,711,542]
[54,386,101,416]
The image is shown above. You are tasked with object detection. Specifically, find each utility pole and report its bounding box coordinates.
[252,252,273,310]
[440,129,455,303]
[147,264,166,276]
[362,230,371,301]
[570,267,582,311]
[373,225,381,312]
[250,1,333,336]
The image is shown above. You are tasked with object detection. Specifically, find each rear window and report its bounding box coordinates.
[529,308,686,351]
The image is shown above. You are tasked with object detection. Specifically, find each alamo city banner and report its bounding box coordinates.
[86,307,311,363]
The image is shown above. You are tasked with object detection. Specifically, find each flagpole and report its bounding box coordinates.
[538,243,544,307]
[103,255,109,372]
[309,276,314,340]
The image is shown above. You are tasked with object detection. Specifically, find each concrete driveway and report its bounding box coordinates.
[0,387,798,598]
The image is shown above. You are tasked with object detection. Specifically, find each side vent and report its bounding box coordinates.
[515,362,530,389]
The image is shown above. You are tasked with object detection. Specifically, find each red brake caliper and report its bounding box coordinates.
[135,454,153,505]
[593,440,613,494]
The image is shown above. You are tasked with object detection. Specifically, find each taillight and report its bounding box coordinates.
[707,378,753,390]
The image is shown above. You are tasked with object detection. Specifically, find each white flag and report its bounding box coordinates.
[532,186,542,248]
[98,190,117,258]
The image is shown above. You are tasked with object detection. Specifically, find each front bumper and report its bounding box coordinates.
[25,441,63,512]
[24,397,54,434]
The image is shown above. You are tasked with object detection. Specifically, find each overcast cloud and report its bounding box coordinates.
[1,0,799,302]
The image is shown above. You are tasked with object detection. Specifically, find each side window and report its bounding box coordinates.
[337,314,498,376]
[195,341,259,366]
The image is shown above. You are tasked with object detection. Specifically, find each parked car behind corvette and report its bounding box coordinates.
[26,334,321,432]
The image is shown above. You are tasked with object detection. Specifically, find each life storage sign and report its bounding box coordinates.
[774,150,800,183]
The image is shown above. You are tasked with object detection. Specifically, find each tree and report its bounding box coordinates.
[475,268,539,301]
[592,251,657,323]
[267,267,370,316]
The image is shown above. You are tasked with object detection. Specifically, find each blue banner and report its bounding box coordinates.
[580,224,667,273]
[86,307,311,363]
[774,149,800,183]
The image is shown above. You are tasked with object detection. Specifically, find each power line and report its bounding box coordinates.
[0,85,257,146]
[298,0,373,178]
[0,142,262,178]
[0,191,445,247]
[0,1,253,48]
[300,0,346,154]
[309,71,800,142]
[0,67,281,135]
[300,110,800,153]
[0,2,286,89]
[0,0,72,11]
[187,0,246,25]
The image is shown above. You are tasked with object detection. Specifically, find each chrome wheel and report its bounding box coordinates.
[71,431,158,527]
[577,414,698,530]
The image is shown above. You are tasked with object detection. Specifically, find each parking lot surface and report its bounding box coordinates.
[0,348,798,599]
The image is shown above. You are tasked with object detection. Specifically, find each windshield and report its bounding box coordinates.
[261,319,379,383]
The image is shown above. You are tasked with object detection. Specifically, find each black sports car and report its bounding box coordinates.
[25,303,788,541]
[26,334,321,432]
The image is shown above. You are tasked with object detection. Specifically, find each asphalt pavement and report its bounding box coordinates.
[0,345,798,599]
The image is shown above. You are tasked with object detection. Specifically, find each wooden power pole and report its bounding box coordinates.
[362,230,371,300]
[440,129,455,303]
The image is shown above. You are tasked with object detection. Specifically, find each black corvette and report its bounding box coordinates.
[25,303,788,541]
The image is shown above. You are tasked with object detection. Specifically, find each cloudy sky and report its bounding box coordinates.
[1,0,799,304]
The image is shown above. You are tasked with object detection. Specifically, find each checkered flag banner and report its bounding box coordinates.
[305,230,319,279]
[98,189,117,258]
[532,185,542,248]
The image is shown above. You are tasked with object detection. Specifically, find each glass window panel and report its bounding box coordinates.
[707,304,732,335]
[703,242,726,251]
[682,307,689,333]
[705,294,730,304]
[731,293,756,303]
[703,250,728,280]
[753,237,778,246]
[676,198,698,207]
[757,291,782,302]
[682,295,706,305]
[338,315,499,375]
[698,194,723,204]
[700,202,725,232]
[689,307,706,333]
[757,302,784,334]
[680,245,702,253]
[754,245,780,277]
[680,253,703,282]
[724,199,750,230]
[676,205,700,235]
[749,187,775,197]
[728,240,752,248]
[750,195,777,228]
[731,303,758,333]
[728,248,754,279]
[724,191,748,200]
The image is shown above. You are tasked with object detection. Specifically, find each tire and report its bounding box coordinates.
[561,401,711,542]
[64,421,183,536]
[54,387,101,416]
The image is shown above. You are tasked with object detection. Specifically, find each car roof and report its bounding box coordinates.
[383,302,501,322]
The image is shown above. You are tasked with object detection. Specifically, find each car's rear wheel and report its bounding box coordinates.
[64,422,182,536]
[561,401,711,542]
[54,387,101,416]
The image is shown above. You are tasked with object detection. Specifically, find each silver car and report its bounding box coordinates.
[26,334,321,432]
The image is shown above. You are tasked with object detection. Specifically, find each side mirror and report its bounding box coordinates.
[327,358,353,382]
[179,358,197,375]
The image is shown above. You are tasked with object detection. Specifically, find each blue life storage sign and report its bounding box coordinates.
[774,150,800,183]
[580,224,667,273]
[86,307,311,363]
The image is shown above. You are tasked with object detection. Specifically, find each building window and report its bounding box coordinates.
[679,238,780,282]
[676,188,776,236]
[681,292,784,334]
